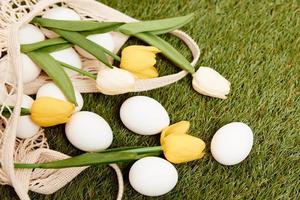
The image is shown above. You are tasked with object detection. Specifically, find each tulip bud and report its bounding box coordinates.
[120,45,160,79]
[96,67,136,95]
[31,97,75,127]
[192,67,230,99]
[161,121,206,164]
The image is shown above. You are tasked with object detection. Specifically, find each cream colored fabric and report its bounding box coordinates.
[0,0,200,199]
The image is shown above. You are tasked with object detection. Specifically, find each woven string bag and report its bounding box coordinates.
[0,0,200,199]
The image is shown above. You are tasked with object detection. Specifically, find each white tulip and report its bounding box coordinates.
[192,67,231,99]
[96,67,136,95]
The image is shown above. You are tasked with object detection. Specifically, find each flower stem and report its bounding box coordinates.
[124,146,162,154]
[1,106,31,117]
[14,146,163,169]
[59,61,97,80]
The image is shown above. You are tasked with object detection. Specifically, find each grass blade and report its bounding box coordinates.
[21,38,69,53]
[134,32,195,73]
[27,51,77,104]
[51,28,119,65]
[119,13,194,35]
[32,17,123,32]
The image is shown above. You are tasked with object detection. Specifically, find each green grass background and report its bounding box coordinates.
[1,0,300,199]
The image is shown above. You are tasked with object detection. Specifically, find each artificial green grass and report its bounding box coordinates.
[1,0,300,199]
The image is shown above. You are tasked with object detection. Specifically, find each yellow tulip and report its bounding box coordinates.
[161,121,206,164]
[31,97,75,127]
[120,45,160,79]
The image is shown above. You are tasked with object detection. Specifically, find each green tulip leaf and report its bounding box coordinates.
[51,28,119,65]
[37,43,73,53]
[32,17,123,32]
[81,23,125,36]
[134,32,195,73]
[21,38,70,53]
[26,51,77,105]
[119,13,194,35]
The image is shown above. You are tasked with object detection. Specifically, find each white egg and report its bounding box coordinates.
[65,111,113,152]
[36,82,83,112]
[17,116,40,139]
[42,7,81,20]
[19,24,45,44]
[0,54,41,84]
[50,48,82,76]
[21,53,41,83]
[129,157,178,196]
[42,7,81,38]
[15,95,40,139]
[19,94,33,108]
[211,122,253,165]
[75,33,115,59]
[120,96,170,135]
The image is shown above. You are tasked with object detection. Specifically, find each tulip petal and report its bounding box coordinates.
[160,121,190,144]
[120,45,160,72]
[133,66,159,79]
[162,134,205,164]
[192,67,231,99]
[121,52,156,70]
[123,45,160,53]
[96,67,136,95]
[133,46,161,53]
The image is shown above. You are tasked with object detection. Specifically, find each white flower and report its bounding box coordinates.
[96,67,136,95]
[192,67,231,99]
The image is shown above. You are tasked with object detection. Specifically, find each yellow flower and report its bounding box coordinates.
[161,121,206,164]
[120,45,160,79]
[31,97,75,127]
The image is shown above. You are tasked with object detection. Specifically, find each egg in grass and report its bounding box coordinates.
[65,111,113,152]
[129,157,178,196]
[120,96,170,135]
[211,122,254,165]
